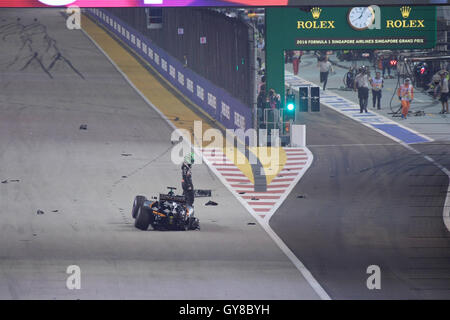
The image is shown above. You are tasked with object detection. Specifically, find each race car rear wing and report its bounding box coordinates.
[159,193,186,203]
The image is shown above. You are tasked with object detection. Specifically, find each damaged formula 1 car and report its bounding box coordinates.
[131,187,200,231]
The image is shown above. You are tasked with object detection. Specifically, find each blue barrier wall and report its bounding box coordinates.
[86,8,253,131]
[105,8,253,107]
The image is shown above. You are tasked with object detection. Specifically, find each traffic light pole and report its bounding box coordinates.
[284,88,296,135]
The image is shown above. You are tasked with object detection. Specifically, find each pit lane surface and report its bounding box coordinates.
[0,9,320,299]
[270,105,450,299]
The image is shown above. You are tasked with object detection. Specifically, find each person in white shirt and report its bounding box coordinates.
[256,38,264,70]
[370,72,384,110]
[439,71,449,114]
[354,66,370,113]
[430,72,441,99]
[318,56,332,91]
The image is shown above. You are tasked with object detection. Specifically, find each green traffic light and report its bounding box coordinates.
[286,93,296,112]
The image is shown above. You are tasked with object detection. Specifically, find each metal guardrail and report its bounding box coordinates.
[263,108,283,130]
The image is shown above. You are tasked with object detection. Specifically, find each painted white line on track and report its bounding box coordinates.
[285,70,434,144]
[83,26,331,299]
[286,71,450,233]
[201,148,331,300]
[401,143,450,232]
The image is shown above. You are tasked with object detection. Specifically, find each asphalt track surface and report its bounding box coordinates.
[270,105,450,299]
[2,8,449,301]
[0,9,319,299]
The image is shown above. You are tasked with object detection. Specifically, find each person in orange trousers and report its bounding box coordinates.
[397,78,414,119]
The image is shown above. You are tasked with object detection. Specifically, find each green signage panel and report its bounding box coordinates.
[265,5,437,118]
[267,6,436,50]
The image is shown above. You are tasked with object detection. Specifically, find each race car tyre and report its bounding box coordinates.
[184,217,199,230]
[135,206,153,230]
[183,218,191,231]
[190,217,200,230]
[132,195,146,219]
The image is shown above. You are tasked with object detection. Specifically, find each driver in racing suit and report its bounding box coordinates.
[181,153,194,207]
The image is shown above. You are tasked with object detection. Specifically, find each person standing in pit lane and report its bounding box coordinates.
[318,55,333,91]
[382,55,392,79]
[292,50,302,76]
[370,71,384,110]
[397,78,414,119]
[439,71,449,114]
[354,66,370,113]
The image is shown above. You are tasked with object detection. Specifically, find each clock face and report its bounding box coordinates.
[347,7,375,31]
